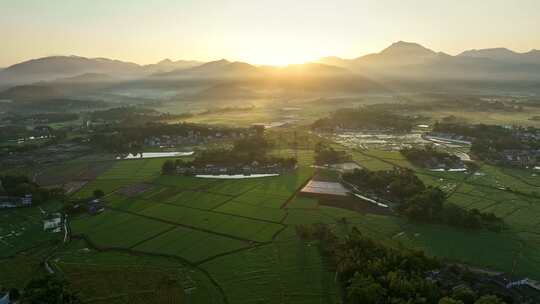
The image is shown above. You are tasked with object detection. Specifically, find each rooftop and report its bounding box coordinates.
[301,180,349,196]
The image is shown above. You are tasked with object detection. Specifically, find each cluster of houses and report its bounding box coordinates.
[144,130,247,148]
[0,194,32,209]
[176,161,292,176]
[497,149,540,168]
[426,267,540,303]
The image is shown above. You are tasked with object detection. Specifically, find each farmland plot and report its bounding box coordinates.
[138,203,283,242]
[201,229,339,304]
[134,226,248,262]
[165,191,232,210]
[70,210,174,248]
[215,201,286,222]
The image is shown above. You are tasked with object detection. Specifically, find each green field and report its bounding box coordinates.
[348,148,540,278]
[51,240,225,303]
[10,145,538,303]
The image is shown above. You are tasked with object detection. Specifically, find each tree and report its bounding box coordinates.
[161,160,175,175]
[439,297,464,304]
[347,273,387,304]
[93,189,105,199]
[9,288,20,302]
[452,285,477,304]
[474,295,506,304]
[20,275,81,304]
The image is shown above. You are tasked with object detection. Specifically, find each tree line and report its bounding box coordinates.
[342,168,503,231]
[296,225,508,304]
[312,107,415,133]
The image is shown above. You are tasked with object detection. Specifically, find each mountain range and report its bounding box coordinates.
[319,41,540,81]
[1,41,539,87]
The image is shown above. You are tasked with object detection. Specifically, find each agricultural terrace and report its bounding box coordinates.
[61,146,540,303]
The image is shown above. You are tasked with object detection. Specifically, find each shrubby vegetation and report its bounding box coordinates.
[297,225,507,304]
[0,175,65,204]
[313,107,415,132]
[90,121,244,155]
[17,275,81,304]
[342,168,426,202]
[342,169,503,230]
[2,112,79,124]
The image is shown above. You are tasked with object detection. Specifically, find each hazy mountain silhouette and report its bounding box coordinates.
[53,73,117,83]
[319,41,540,81]
[0,85,64,101]
[154,59,260,79]
[0,56,202,85]
[459,48,540,64]
[268,63,349,76]
[3,41,540,87]
[0,56,142,85]
[143,59,203,74]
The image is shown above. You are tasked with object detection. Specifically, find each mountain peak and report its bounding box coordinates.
[158,58,173,65]
[381,41,436,56]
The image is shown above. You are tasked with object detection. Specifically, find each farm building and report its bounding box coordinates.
[43,213,63,233]
[87,199,104,215]
[300,179,392,215]
[300,180,350,197]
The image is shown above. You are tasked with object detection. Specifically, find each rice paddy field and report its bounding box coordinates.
[5,144,539,303]
[348,148,540,278]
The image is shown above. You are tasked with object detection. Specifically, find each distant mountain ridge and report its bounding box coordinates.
[458,48,540,63]
[152,60,349,79]
[319,41,540,81]
[2,41,540,86]
[0,56,203,85]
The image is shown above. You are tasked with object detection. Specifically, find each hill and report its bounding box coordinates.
[0,85,64,101]
[0,56,204,85]
[269,63,349,76]
[143,59,203,74]
[154,59,261,79]
[0,56,143,85]
[53,73,117,83]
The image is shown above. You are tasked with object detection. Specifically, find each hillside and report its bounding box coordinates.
[0,84,64,101]
[154,59,261,79]
[0,56,142,85]
[143,59,203,74]
[0,56,203,85]
[54,73,117,83]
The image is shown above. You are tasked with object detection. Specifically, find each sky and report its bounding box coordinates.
[1,0,540,67]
